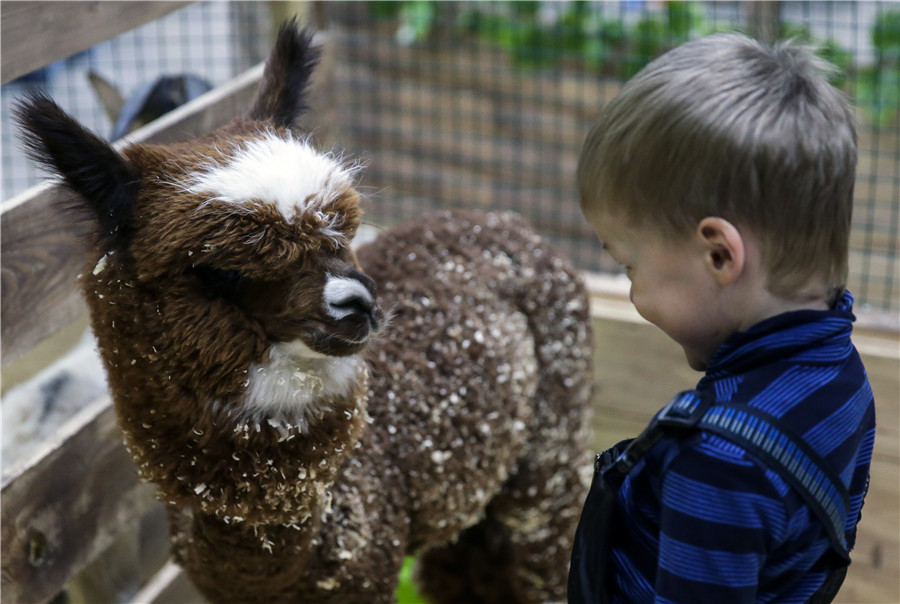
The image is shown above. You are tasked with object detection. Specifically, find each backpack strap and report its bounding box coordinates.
[653,390,852,562]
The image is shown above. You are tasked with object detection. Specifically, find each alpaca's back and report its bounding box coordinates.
[330,210,594,601]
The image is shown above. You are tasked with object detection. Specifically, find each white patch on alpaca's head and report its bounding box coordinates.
[323,274,374,321]
[240,340,363,428]
[184,131,359,242]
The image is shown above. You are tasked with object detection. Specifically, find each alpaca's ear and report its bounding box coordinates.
[245,19,320,129]
[15,93,139,248]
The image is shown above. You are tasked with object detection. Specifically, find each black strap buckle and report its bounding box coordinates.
[655,390,714,429]
[609,391,714,475]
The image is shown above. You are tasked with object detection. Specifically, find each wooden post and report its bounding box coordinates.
[746,1,782,44]
[269,1,310,36]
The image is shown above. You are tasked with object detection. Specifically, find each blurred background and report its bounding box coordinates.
[3,0,898,317]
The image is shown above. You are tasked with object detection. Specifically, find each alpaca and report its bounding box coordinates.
[16,22,594,603]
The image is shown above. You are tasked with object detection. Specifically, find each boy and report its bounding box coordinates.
[569,34,875,603]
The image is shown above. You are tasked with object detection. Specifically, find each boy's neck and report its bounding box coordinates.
[723,232,833,333]
[733,284,831,333]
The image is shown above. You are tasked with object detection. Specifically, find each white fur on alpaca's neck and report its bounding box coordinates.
[185,131,358,238]
[241,340,363,426]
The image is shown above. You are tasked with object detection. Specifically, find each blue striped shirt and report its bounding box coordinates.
[606,291,875,603]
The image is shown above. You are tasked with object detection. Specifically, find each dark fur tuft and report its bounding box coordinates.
[245,20,320,128]
[14,92,139,248]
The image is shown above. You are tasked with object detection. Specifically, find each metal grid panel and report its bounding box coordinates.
[326,1,899,315]
[1,1,271,200]
[1,1,895,314]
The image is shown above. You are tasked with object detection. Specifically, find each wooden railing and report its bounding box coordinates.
[0,1,192,85]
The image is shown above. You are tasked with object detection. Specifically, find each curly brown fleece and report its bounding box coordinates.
[16,22,594,604]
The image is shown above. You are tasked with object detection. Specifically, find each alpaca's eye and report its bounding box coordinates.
[190,265,249,299]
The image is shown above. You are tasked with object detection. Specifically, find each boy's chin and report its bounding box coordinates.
[683,349,709,372]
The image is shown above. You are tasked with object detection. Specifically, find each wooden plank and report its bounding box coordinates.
[0,317,90,397]
[836,458,900,602]
[0,182,92,369]
[334,50,593,161]
[346,118,581,193]
[0,397,158,604]
[586,273,900,358]
[0,186,92,365]
[62,502,170,604]
[1,1,193,84]
[336,62,898,257]
[130,560,202,604]
[361,148,584,222]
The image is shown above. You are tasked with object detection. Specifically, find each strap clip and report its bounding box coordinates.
[655,390,714,429]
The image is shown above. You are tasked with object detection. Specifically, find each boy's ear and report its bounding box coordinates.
[15,93,140,249]
[696,217,745,286]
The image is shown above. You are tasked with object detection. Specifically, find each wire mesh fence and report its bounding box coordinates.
[323,1,899,317]
[2,1,897,316]
[0,2,270,200]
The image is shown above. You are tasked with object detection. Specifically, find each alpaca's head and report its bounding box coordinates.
[124,128,383,360]
[16,23,384,364]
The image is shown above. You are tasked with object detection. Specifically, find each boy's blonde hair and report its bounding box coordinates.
[578,33,857,298]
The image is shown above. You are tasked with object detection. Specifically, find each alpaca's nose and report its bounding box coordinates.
[330,293,378,327]
[323,272,381,330]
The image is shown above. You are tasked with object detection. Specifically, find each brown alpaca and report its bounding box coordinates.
[17,22,593,603]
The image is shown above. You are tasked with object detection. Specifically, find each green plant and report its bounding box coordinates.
[781,23,854,88]
[872,9,900,63]
[783,10,900,128]
[367,3,898,144]
[460,2,582,68]
[855,67,900,127]
[860,10,900,126]
[371,1,437,45]
[396,557,427,603]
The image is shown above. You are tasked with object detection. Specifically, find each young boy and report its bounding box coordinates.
[569,34,875,603]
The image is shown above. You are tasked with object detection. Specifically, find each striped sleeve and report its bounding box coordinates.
[653,436,787,603]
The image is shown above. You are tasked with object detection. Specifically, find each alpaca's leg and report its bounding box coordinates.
[415,459,586,604]
[168,503,406,604]
[167,508,315,604]
[414,515,518,604]
[417,235,595,603]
